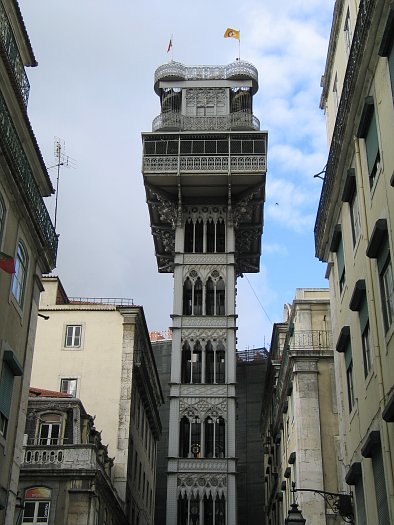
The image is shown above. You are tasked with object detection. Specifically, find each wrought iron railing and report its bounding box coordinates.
[0,92,58,268]
[152,111,260,132]
[154,61,258,88]
[143,155,266,173]
[69,297,135,306]
[0,0,30,106]
[314,0,375,259]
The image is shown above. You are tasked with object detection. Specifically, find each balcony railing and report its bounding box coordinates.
[143,154,266,174]
[314,0,375,259]
[154,61,258,91]
[152,112,260,132]
[0,1,30,106]
[23,444,97,470]
[0,91,58,268]
[69,297,135,306]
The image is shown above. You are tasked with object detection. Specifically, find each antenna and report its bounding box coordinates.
[48,137,76,230]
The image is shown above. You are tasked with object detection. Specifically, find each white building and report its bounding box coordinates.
[142,60,267,524]
[30,276,163,525]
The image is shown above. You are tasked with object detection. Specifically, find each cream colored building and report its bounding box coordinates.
[30,277,163,525]
[262,289,342,525]
[0,1,57,523]
[316,1,394,523]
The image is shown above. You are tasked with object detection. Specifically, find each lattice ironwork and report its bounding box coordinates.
[0,0,30,106]
[143,155,265,174]
[0,92,58,268]
[315,0,375,259]
[152,112,260,132]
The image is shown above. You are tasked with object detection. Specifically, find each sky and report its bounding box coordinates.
[20,0,335,351]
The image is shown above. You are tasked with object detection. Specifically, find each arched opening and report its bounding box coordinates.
[204,416,215,458]
[216,278,225,315]
[216,342,226,384]
[183,278,192,315]
[190,415,201,458]
[215,417,226,458]
[195,219,203,252]
[216,219,225,252]
[206,278,214,315]
[204,494,214,525]
[192,341,202,384]
[207,219,215,253]
[177,493,188,525]
[179,416,190,458]
[181,341,191,383]
[194,278,203,315]
[184,220,194,253]
[205,340,214,384]
[216,495,226,525]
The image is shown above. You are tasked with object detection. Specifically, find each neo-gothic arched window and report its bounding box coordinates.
[181,342,191,383]
[205,416,225,458]
[184,216,225,253]
[179,415,201,458]
[178,494,226,525]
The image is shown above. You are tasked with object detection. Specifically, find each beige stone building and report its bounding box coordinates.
[316,1,394,523]
[30,277,163,525]
[0,1,57,522]
[262,289,342,525]
[18,387,127,525]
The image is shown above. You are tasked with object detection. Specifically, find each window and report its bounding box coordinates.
[380,255,394,330]
[359,297,372,377]
[0,350,23,437]
[378,10,394,98]
[344,342,355,412]
[38,414,61,445]
[357,98,380,188]
[12,241,28,306]
[349,190,361,246]
[182,339,225,384]
[22,488,51,525]
[60,378,77,397]
[178,494,225,525]
[64,325,82,348]
[344,8,352,55]
[333,73,339,111]
[331,226,346,294]
[184,217,225,253]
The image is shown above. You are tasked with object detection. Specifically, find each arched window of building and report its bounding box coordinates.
[38,414,62,445]
[184,220,194,253]
[195,219,203,252]
[190,416,201,458]
[192,341,202,384]
[205,416,215,458]
[204,494,214,525]
[216,495,226,525]
[178,494,225,525]
[181,341,191,383]
[179,416,190,458]
[205,340,214,384]
[22,487,51,525]
[216,341,225,384]
[204,415,225,458]
[194,278,203,315]
[216,219,225,252]
[183,278,192,315]
[207,219,215,253]
[216,278,225,315]
[177,494,188,525]
[189,496,200,525]
[180,413,201,458]
[206,277,215,315]
[12,240,28,306]
[215,417,226,458]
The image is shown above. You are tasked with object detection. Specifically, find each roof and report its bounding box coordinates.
[29,387,72,398]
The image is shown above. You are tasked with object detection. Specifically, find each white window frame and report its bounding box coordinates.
[64,324,83,349]
[11,240,28,307]
[60,378,78,397]
[22,500,50,524]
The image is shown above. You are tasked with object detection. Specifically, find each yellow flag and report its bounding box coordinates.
[224,28,240,40]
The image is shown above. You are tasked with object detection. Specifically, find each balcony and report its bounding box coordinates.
[0,1,30,106]
[143,154,266,174]
[0,91,57,269]
[152,111,260,132]
[22,444,98,471]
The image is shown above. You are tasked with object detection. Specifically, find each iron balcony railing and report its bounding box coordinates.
[314,0,375,259]
[154,61,258,90]
[143,155,266,174]
[69,297,135,306]
[152,111,260,132]
[0,92,58,268]
[0,0,30,106]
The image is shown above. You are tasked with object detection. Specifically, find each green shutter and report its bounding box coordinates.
[0,363,14,418]
[365,111,379,174]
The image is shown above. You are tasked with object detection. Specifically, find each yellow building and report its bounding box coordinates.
[316,1,394,523]
[0,1,57,522]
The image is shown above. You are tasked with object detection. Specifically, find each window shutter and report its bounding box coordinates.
[377,235,390,273]
[365,112,379,174]
[354,479,367,525]
[344,341,352,368]
[0,363,14,418]
[337,238,345,277]
[372,445,390,525]
[359,296,369,332]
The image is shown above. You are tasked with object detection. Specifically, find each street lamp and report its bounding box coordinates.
[284,482,354,524]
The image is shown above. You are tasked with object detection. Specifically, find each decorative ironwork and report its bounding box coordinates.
[0,0,30,105]
[236,347,269,362]
[152,111,260,132]
[291,482,354,524]
[0,92,58,268]
[143,155,266,173]
[154,60,258,90]
[315,0,375,259]
[68,297,135,306]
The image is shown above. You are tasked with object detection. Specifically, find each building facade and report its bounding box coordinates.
[262,289,341,525]
[316,1,394,523]
[0,1,57,522]
[19,388,127,525]
[142,60,267,525]
[30,277,163,525]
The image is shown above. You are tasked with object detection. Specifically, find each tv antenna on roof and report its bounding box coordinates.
[47,137,76,230]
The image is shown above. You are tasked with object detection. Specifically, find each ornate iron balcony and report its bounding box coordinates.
[0,92,58,268]
[143,155,266,174]
[154,60,258,94]
[152,111,260,132]
[0,1,30,106]
[315,0,375,259]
